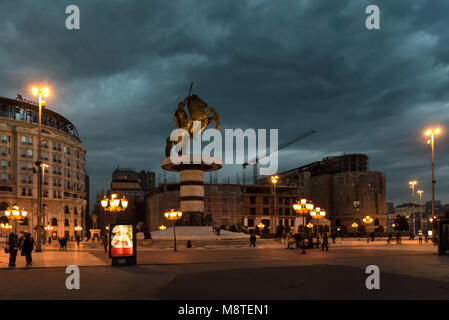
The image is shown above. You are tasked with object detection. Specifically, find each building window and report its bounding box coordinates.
[248,219,254,227]
[353,201,360,209]
[285,198,290,205]
[65,206,70,214]
[284,208,290,215]
[64,219,69,227]
[250,207,256,215]
[263,208,269,215]
[22,187,26,196]
[1,134,7,143]
[27,188,32,196]
[1,160,7,169]
[263,196,269,205]
[250,196,256,204]
[1,147,6,156]
[21,136,27,144]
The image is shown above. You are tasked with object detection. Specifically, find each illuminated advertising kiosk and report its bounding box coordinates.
[109,224,137,266]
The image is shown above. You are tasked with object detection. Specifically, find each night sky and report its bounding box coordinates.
[1,0,448,211]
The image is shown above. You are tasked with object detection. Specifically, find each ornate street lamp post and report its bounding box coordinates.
[0,223,12,244]
[164,209,183,251]
[310,208,326,247]
[351,222,358,237]
[5,205,28,234]
[293,199,314,254]
[257,222,265,235]
[363,215,374,242]
[101,193,129,224]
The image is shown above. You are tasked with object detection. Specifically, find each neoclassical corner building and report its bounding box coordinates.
[0,96,87,239]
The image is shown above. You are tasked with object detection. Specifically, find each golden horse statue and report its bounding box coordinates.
[165,93,220,157]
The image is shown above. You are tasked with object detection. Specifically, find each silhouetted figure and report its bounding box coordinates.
[102,234,108,253]
[396,232,401,245]
[21,233,34,266]
[186,240,192,248]
[294,233,301,249]
[331,233,337,243]
[387,232,393,244]
[249,234,256,247]
[8,233,19,267]
[321,233,329,251]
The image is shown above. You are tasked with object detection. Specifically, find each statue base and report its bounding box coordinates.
[161,156,222,225]
[90,229,101,240]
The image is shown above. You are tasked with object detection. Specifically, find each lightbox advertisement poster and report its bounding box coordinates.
[110,224,134,258]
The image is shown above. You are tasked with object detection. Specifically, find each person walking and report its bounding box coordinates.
[102,233,108,253]
[294,232,301,249]
[419,234,423,244]
[387,232,393,244]
[331,233,337,244]
[321,233,329,251]
[7,233,19,267]
[21,233,34,266]
[396,231,401,245]
[249,234,256,247]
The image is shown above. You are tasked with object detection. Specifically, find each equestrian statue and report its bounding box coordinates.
[165,83,220,157]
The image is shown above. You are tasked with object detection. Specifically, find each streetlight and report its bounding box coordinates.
[101,193,129,224]
[351,222,358,237]
[417,190,424,235]
[363,215,373,242]
[159,225,167,230]
[293,198,314,254]
[0,223,12,244]
[164,209,183,251]
[257,222,265,233]
[271,175,279,230]
[31,86,50,252]
[425,128,441,228]
[310,208,326,247]
[409,180,418,235]
[5,205,28,234]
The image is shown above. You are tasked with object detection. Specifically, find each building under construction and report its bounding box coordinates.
[257,154,387,230]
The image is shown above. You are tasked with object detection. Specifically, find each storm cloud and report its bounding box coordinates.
[1,0,448,209]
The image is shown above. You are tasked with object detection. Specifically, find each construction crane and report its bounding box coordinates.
[242,130,316,184]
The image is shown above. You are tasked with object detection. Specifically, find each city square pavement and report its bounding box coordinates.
[0,239,448,299]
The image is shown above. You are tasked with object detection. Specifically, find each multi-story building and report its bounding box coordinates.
[388,203,432,234]
[95,168,155,232]
[0,95,87,239]
[257,154,387,231]
[147,183,331,234]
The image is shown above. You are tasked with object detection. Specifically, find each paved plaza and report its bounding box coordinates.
[0,239,448,299]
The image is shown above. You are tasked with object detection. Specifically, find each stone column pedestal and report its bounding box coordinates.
[161,156,222,226]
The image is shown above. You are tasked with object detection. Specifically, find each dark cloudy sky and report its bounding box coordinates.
[1,0,448,210]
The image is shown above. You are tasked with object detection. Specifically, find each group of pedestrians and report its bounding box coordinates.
[6,232,35,267]
[249,232,330,251]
